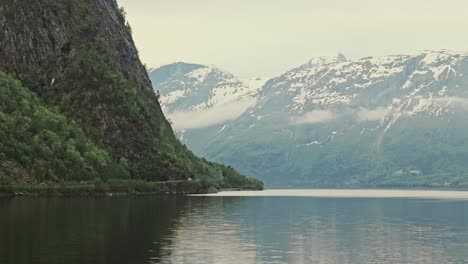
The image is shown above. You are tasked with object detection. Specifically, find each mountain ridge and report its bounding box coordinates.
[153,50,468,187]
[149,62,264,131]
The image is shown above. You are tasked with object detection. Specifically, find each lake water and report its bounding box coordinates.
[1,189,468,264]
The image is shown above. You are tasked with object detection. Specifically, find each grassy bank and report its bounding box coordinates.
[0,179,216,197]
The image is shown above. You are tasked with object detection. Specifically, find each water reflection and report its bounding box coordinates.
[154,197,468,264]
[153,198,261,263]
[1,194,468,264]
[0,197,188,264]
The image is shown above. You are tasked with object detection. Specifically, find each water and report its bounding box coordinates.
[1,190,468,264]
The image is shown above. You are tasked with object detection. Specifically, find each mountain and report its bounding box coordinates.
[149,63,265,151]
[160,51,468,188]
[0,0,262,191]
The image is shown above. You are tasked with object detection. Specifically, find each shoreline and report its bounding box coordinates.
[4,186,468,198]
[199,188,468,200]
[0,179,266,198]
[0,180,216,197]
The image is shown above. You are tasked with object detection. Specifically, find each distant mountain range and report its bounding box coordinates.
[150,50,468,188]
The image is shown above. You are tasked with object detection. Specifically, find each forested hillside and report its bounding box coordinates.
[0,0,262,191]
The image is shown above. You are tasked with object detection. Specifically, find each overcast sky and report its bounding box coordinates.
[119,0,468,78]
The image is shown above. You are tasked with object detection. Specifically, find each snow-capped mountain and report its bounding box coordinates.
[196,50,468,187]
[259,50,467,117]
[149,62,266,149]
[150,63,263,115]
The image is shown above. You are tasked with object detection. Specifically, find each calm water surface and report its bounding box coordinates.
[1,189,468,264]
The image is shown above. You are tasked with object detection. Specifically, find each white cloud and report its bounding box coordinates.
[434,97,468,110]
[167,98,256,130]
[290,110,338,125]
[179,96,468,130]
[355,107,391,122]
[290,107,392,125]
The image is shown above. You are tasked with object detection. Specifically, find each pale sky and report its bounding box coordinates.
[119,0,468,78]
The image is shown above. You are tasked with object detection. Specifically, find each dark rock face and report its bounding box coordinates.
[89,0,153,90]
[0,1,68,89]
[0,0,263,188]
[0,0,172,174]
[0,159,31,183]
[0,0,150,91]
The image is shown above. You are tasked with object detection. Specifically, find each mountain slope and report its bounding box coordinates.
[0,0,262,190]
[196,51,468,187]
[0,71,129,183]
[150,62,264,151]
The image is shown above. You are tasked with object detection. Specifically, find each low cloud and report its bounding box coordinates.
[355,107,391,122]
[434,97,468,110]
[167,98,256,130]
[290,110,338,125]
[290,107,392,125]
[174,96,468,130]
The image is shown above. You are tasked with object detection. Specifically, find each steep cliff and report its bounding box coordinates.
[0,0,158,159]
[0,0,150,90]
[0,0,262,189]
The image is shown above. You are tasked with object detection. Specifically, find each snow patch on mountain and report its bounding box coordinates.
[186,66,213,83]
[262,51,468,122]
[242,77,268,91]
[151,63,265,130]
[216,50,468,156]
[161,89,187,105]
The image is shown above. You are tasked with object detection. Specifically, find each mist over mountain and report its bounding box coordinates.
[149,63,266,151]
[153,50,468,187]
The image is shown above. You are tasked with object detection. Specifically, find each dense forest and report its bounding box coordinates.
[0,0,262,193]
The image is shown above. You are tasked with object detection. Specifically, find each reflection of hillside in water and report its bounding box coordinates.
[0,197,189,264]
[152,197,260,264]
[287,218,459,264]
[154,196,468,264]
[2,195,466,264]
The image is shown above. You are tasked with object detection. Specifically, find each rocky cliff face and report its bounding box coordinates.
[0,0,163,163]
[0,0,262,188]
[0,0,150,91]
